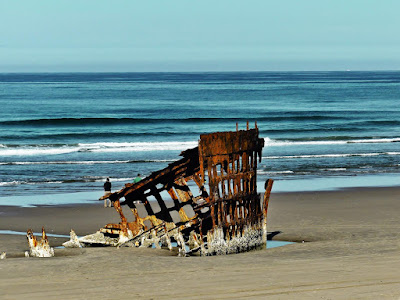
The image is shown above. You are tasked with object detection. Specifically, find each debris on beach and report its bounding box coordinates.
[26,227,54,257]
[0,252,6,260]
[62,230,82,248]
[65,123,274,256]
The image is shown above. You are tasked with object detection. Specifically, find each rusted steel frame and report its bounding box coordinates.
[101,147,208,249]
[198,127,263,238]
[149,185,173,222]
[167,187,183,212]
[102,207,147,237]
[262,179,274,245]
[172,177,199,222]
[110,200,132,236]
[202,158,217,227]
[199,129,261,157]
[207,194,261,227]
[109,147,200,204]
[167,188,189,222]
[112,199,128,224]
[120,214,205,248]
[206,189,260,224]
[122,173,202,222]
[242,151,249,193]
[194,193,260,225]
[200,191,258,207]
[173,177,194,203]
[105,197,150,236]
[191,173,209,201]
[167,185,199,223]
[138,196,156,217]
[221,214,263,228]
[210,176,255,203]
[235,198,260,225]
[122,167,195,203]
[167,186,194,211]
[133,180,201,228]
[90,125,270,255]
[263,179,274,216]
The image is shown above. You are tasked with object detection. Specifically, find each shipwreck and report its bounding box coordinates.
[65,123,274,256]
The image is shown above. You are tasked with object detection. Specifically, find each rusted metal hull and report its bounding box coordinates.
[69,124,273,256]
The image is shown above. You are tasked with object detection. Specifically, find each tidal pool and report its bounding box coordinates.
[0,230,69,238]
[267,240,294,248]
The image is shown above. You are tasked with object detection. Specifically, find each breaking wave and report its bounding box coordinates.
[0,141,198,156]
[0,180,63,186]
[264,152,400,160]
[264,137,400,147]
[1,137,399,157]
[0,159,173,165]
[0,177,136,187]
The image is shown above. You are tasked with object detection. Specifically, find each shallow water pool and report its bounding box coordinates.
[267,240,294,248]
[0,230,69,238]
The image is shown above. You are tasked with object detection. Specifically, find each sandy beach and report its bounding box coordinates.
[1,186,400,299]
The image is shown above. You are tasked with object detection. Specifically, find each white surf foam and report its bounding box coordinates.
[0,180,25,186]
[264,137,400,147]
[264,152,397,160]
[92,177,134,183]
[78,141,198,153]
[0,147,80,156]
[0,159,174,165]
[0,141,198,156]
[0,137,398,157]
[258,170,294,174]
[323,168,347,171]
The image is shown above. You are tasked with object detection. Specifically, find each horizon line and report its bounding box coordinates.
[1,69,400,74]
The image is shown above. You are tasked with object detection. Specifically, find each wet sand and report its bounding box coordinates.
[1,186,400,299]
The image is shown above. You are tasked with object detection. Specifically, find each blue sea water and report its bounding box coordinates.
[0,71,399,198]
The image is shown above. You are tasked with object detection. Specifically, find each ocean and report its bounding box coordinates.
[1,71,399,199]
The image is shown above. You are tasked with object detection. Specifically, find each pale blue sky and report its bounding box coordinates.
[1,0,399,72]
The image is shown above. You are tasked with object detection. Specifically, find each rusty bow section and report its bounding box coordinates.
[76,124,273,256]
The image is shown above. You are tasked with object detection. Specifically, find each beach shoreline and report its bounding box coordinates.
[1,184,400,246]
[1,185,400,299]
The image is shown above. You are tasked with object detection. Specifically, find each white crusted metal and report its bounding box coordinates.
[202,222,265,256]
[26,228,54,258]
[62,230,82,248]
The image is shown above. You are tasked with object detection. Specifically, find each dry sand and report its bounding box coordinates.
[1,186,400,299]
